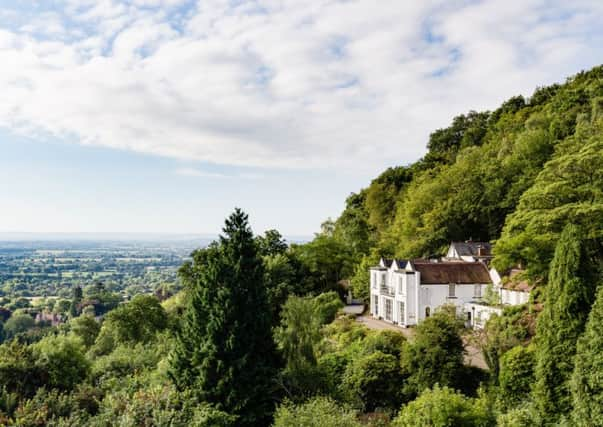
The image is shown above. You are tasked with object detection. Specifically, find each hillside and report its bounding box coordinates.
[328,65,603,299]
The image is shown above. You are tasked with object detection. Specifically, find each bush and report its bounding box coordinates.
[273,397,361,427]
[69,315,100,348]
[341,351,404,411]
[362,330,406,357]
[32,335,90,391]
[391,385,494,427]
[3,312,35,338]
[498,345,535,408]
[400,310,464,399]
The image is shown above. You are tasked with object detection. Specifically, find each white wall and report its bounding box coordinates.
[501,289,529,305]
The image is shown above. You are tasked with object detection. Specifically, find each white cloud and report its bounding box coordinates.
[0,0,602,171]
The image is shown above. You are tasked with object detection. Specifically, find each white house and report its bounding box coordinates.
[369,243,532,329]
[492,268,532,305]
[369,258,496,329]
[446,241,493,264]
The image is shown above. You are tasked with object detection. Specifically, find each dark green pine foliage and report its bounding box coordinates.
[533,224,597,421]
[571,284,603,425]
[169,209,279,426]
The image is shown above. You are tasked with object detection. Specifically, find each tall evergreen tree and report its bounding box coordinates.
[169,209,279,426]
[571,284,603,425]
[533,224,596,421]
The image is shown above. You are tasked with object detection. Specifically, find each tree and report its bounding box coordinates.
[391,385,494,427]
[498,345,535,409]
[32,334,90,391]
[92,294,167,355]
[341,350,404,411]
[69,315,100,348]
[69,286,83,317]
[273,397,361,427]
[169,209,279,426]
[0,341,47,398]
[571,284,603,425]
[312,291,343,325]
[291,235,354,294]
[495,112,603,275]
[533,224,597,421]
[262,253,298,325]
[401,308,465,399]
[3,312,35,339]
[274,296,321,374]
[256,229,288,256]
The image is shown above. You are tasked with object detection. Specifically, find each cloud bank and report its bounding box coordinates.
[0,0,602,170]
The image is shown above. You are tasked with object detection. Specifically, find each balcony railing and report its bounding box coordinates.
[380,285,395,296]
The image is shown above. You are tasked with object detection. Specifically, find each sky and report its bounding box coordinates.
[0,0,602,237]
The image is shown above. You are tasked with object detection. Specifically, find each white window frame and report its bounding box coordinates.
[474,284,482,298]
[398,276,404,295]
[448,283,456,298]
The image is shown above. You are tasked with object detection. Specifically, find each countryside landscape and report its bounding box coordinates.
[0,1,602,426]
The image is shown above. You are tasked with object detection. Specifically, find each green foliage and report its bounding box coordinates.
[256,229,288,256]
[69,315,100,348]
[391,385,494,427]
[571,284,603,425]
[498,345,535,409]
[495,107,603,275]
[361,329,406,358]
[273,397,362,427]
[169,209,279,426]
[92,386,236,427]
[480,306,533,379]
[312,291,343,325]
[334,192,373,259]
[91,294,167,355]
[91,343,162,388]
[349,253,380,302]
[3,312,35,338]
[32,334,90,391]
[274,296,321,374]
[263,253,303,324]
[401,309,465,398]
[496,401,542,427]
[291,235,354,294]
[341,350,404,412]
[533,224,597,421]
[0,341,47,398]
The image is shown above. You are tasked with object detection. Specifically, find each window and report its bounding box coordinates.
[385,299,393,321]
[474,284,482,298]
[398,276,404,294]
[448,283,456,298]
[399,302,405,324]
[380,274,386,287]
[372,272,377,289]
[374,299,379,316]
[425,306,431,318]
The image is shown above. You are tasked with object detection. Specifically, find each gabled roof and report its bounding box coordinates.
[450,241,492,257]
[413,261,492,284]
[379,258,408,270]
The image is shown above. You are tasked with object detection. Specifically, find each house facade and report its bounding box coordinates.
[369,258,496,329]
[369,242,531,329]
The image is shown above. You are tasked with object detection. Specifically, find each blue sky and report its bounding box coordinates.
[0,0,602,236]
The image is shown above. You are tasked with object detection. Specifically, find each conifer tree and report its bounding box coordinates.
[533,224,596,421]
[571,284,603,425]
[170,209,279,426]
